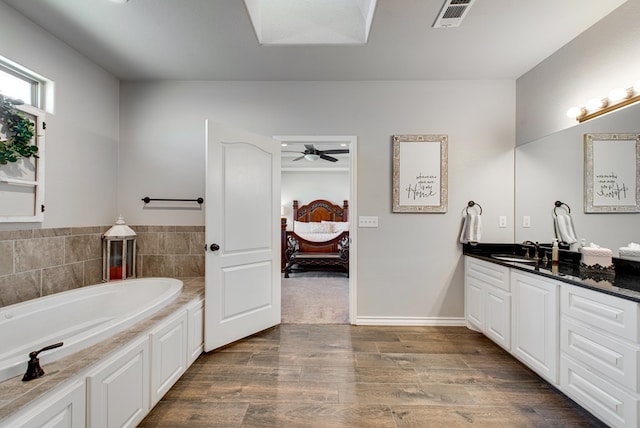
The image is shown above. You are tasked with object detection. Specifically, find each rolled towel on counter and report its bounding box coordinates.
[554,213,578,244]
[618,242,640,259]
[459,212,482,244]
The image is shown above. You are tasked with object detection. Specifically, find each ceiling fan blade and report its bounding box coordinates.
[304,144,316,152]
[320,149,349,155]
[292,155,305,161]
[320,154,338,162]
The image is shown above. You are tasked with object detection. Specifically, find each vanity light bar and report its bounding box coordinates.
[567,81,640,123]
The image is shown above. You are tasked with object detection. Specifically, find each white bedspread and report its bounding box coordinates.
[295,232,343,242]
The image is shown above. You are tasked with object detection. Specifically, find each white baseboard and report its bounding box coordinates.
[354,316,466,326]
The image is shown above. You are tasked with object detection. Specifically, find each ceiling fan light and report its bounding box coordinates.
[304,154,320,161]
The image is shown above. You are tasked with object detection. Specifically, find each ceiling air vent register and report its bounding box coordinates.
[433,0,476,28]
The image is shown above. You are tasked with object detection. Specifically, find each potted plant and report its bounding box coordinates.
[0,93,38,165]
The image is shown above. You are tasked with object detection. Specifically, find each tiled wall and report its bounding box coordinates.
[0,225,205,308]
[134,225,205,279]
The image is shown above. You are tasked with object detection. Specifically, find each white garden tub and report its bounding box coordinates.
[0,277,183,383]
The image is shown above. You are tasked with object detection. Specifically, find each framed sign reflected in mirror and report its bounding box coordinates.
[584,133,640,213]
[392,134,448,213]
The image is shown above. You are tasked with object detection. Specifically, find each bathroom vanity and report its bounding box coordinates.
[464,243,640,428]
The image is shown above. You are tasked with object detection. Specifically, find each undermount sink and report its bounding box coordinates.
[491,254,538,264]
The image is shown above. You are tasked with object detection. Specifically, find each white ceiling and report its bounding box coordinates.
[2,0,628,81]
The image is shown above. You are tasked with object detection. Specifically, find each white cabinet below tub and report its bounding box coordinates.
[86,335,150,428]
[3,380,85,428]
[464,257,511,350]
[187,298,204,366]
[511,270,559,385]
[560,283,640,428]
[150,310,188,407]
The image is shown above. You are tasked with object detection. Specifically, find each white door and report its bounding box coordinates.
[204,121,281,351]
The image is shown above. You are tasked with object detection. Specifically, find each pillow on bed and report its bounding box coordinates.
[310,222,334,233]
[322,221,349,233]
[293,221,312,233]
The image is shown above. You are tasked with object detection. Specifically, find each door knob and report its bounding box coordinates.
[209,243,220,251]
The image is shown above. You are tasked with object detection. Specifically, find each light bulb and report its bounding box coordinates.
[566,106,585,119]
[585,98,607,111]
[608,87,629,102]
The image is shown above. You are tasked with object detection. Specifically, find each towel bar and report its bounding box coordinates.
[142,197,204,204]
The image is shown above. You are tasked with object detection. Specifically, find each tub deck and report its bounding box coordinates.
[0,277,204,424]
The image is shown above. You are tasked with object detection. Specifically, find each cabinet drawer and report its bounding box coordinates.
[561,283,639,342]
[561,355,638,428]
[465,257,510,291]
[562,316,640,391]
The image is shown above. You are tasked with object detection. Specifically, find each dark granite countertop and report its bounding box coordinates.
[463,243,640,303]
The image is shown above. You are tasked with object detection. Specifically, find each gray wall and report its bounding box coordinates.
[119,80,516,320]
[0,2,119,230]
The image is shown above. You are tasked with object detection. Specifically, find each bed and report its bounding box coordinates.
[281,199,350,278]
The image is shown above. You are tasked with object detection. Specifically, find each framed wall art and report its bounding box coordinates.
[392,134,448,213]
[584,133,640,213]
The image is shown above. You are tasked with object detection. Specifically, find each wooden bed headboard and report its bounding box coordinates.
[293,199,349,222]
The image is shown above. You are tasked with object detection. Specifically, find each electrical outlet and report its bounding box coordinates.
[499,216,507,228]
[359,216,378,228]
[523,216,531,228]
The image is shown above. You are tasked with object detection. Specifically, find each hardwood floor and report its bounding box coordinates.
[139,325,606,427]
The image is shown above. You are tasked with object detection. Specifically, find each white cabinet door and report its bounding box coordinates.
[511,271,559,384]
[87,335,150,428]
[464,257,511,349]
[484,285,511,350]
[465,275,484,332]
[150,311,188,407]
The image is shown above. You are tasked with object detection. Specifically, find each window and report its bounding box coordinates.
[0,62,40,107]
[0,58,46,222]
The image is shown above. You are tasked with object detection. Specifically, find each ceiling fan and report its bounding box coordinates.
[284,144,349,162]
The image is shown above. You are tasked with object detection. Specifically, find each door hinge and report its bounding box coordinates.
[42,122,46,130]
[41,204,45,213]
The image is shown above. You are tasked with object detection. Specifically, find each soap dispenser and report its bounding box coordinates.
[552,239,559,266]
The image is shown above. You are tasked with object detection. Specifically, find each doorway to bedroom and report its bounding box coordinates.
[278,135,357,324]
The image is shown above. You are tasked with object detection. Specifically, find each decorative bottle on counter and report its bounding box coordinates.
[552,239,559,266]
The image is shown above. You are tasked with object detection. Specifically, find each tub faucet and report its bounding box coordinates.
[22,342,63,382]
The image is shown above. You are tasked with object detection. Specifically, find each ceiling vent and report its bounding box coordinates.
[432,0,475,28]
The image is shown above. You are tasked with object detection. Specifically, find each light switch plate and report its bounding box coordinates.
[359,216,378,228]
[523,216,531,228]
[499,216,507,228]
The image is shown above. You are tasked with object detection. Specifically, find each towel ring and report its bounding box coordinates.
[466,200,482,215]
[554,200,571,216]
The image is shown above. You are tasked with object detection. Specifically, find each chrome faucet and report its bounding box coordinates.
[22,342,63,381]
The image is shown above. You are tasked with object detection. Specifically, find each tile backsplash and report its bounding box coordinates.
[0,225,205,307]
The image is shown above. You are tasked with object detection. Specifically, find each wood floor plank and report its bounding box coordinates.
[242,403,396,428]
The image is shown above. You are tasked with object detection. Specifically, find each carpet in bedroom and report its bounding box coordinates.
[281,272,349,324]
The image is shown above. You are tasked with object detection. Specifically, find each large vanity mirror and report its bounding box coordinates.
[515,102,640,257]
